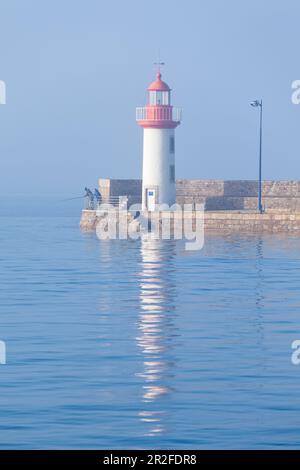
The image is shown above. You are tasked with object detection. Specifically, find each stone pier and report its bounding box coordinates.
[80,179,300,233]
[80,209,300,233]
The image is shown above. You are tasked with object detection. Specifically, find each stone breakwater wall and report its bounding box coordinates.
[98,179,300,212]
[176,180,300,211]
[80,179,300,233]
[202,211,300,233]
[80,210,300,233]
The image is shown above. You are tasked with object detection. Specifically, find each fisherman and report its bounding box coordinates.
[84,187,94,210]
[94,188,102,207]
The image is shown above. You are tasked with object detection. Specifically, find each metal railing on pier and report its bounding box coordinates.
[84,196,128,211]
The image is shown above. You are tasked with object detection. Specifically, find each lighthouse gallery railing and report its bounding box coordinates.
[136,107,182,122]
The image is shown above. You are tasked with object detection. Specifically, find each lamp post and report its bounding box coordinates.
[250,99,263,214]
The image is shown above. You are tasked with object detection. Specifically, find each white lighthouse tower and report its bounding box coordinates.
[136,68,181,211]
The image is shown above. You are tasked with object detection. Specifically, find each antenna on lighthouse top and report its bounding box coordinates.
[154,51,165,75]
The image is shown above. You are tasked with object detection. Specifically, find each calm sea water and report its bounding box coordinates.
[1,216,300,449]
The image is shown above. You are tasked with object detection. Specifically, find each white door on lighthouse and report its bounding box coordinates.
[146,189,156,211]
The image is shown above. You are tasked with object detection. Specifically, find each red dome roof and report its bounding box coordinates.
[148,72,171,91]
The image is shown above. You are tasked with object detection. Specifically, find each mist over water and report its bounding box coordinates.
[1,217,300,449]
[0,197,84,217]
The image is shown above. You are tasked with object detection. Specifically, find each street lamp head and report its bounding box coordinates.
[251,100,262,107]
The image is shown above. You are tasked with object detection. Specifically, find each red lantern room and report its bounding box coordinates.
[136,72,181,129]
[148,72,171,104]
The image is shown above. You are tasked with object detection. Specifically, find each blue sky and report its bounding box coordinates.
[0,0,299,199]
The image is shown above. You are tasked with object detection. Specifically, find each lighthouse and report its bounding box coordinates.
[136,68,181,211]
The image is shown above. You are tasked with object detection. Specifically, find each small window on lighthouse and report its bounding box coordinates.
[149,91,170,105]
[161,91,170,105]
[170,165,175,183]
[170,136,175,153]
[149,91,156,105]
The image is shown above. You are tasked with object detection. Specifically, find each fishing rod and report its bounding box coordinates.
[60,195,86,202]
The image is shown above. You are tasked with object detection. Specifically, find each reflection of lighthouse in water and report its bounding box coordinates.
[136,238,178,436]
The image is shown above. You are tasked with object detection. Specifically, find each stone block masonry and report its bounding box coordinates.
[99,179,142,207]
[176,180,300,211]
[203,211,300,233]
[80,209,300,233]
[98,179,300,212]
